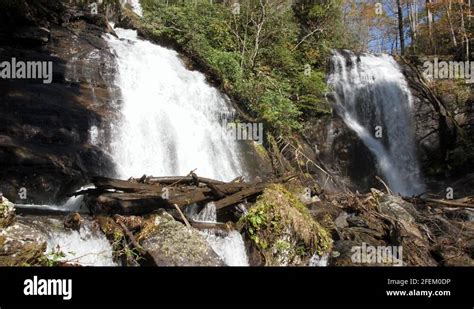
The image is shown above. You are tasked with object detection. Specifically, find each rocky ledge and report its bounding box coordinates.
[0,0,124,204]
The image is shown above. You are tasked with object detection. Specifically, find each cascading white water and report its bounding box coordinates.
[42,218,116,266]
[101,1,249,266]
[104,28,245,181]
[202,231,249,266]
[189,203,249,266]
[329,51,424,196]
[124,0,143,16]
[309,253,329,267]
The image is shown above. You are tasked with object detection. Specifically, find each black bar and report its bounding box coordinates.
[0,267,472,307]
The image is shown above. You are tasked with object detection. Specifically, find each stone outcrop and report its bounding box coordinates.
[398,56,474,186]
[239,184,332,266]
[0,196,15,228]
[137,211,225,266]
[309,188,473,266]
[0,220,47,266]
[0,0,122,203]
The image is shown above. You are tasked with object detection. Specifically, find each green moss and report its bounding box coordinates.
[239,184,332,265]
[275,240,292,253]
[0,199,15,228]
[254,142,270,161]
[0,241,47,266]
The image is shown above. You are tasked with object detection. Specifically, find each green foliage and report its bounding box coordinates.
[207,50,243,83]
[259,89,303,132]
[40,247,72,267]
[238,184,332,265]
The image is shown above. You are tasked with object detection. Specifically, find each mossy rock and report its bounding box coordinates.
[0,198,15,228]
[96,216,126,262]
[0,222,47,266]
[254,142,271,162]
[116,6,142,30]
[136,211,224,266]
[96,215,124,240]
[238,184,332,266]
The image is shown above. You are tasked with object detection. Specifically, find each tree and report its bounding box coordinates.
[396,0,405,54]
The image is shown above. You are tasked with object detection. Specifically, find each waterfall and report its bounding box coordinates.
[329,51,424,196]
[190,203,249,266]
[104,27,245,181]
[124,0,143,16]
[101,1,249,266]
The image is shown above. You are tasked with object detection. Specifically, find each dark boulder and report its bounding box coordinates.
[0,0,120,204]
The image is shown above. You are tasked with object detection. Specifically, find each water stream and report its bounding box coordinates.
[189,203,249,266]
[105,27,245,181]
[329,51,425,196]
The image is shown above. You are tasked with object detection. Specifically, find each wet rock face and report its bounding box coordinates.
[398,59,446,166]
[374,192,437,266]
[302,115,378,192]
[399,57,474,180]
[0,0,120,203]
[137,212,225,266]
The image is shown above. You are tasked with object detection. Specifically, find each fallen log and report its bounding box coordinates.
[86,188,213,215]
[172,203,192,229]
[208,183,226,199]
[214,183,266,210]
[88,193,167,215]
[92,176,161,193]
[213,174,298,210]
[67,178,161,198]
[167,188,212,208]
[403,196,474,209]
[114,215,143,251]
[77,173,298,215]
[146,176,226,186]
[188,220,230,231]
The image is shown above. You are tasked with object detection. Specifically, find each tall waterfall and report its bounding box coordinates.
[102,2,250,266]
[329,51,424,196]
[105,28,245,181]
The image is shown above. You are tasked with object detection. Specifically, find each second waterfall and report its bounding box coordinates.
[329,51,425,196]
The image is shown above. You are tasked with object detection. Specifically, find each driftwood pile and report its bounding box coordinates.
[69,172,297,216]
